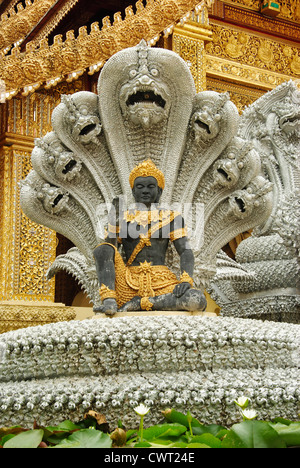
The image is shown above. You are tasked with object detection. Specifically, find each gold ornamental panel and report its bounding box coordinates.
[0,302,76,334]
[207,77,264,113]
[0,78,86,303]
[173,16,213,92]
[0,0,57,53]
[221,4,300,42]
[0,141,57,302]
[222,0,300,22]
[206,22,300,89]
[206,55,294,90]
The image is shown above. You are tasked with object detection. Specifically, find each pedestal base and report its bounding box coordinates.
[0,314,299,428]
[90,310,217,319]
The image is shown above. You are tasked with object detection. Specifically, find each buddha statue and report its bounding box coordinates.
[20,41,275,317]
[93,160,207,315]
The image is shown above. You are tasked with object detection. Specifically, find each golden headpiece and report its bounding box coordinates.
[129,159,165,189]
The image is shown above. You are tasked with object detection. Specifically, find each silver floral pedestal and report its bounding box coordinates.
[0,313,299,428]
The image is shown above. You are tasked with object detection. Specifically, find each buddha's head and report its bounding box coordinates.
[129,160,164,206]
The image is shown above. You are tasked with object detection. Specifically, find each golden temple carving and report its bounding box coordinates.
[173,13,212,92]
[222,5,300,41]
[207,23,300,77]
[223,0,300,21]
[0,0,214,99]
[205,22,300,90]
[0,302,76,333]
[206,55,295,89]
[0,0,299,331]
[0,0,57,52]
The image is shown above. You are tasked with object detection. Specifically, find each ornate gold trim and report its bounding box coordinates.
[0,302,76,334]
[99,284,117,301]
[206,22,300,89]
[0,0,57,52]
[206,55,295,89]
[173,15,213,92]
[0,0,214,99]
[126,211,178,266]
[174,18,212,42]
[222,4,300,41]
[180,271,194,287]
[222,0,300,23]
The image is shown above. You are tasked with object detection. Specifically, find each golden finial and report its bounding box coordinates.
[129,160,165,189]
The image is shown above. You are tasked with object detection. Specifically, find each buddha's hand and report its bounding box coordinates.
[101,298,118,316]
[173,282,191,298]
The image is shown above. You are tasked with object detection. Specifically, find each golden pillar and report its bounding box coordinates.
[0,89,81,332]
[172,10,213,92]
[0,133,56,302]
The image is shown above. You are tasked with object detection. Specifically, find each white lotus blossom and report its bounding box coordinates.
[134,404,150,417]
[234,396,249,409]
[241,409,257,420]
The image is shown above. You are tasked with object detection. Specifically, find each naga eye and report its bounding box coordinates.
[130,69,137,78]
[79,106,88,116]
[151,68,159,77]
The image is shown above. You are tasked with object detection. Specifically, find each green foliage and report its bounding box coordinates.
[0,408,299,448]
[221,421,287,448]
[0,414,113,449]
[2,429,44,448]
[51,429,112,448]
[269,420,300,447]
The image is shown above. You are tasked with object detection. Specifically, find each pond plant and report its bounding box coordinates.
[0,397,299,448]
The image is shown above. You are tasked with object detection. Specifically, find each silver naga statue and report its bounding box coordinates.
[208,81,300,322]
[20,41,299,320]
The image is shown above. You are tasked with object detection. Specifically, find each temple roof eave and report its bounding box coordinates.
[0,0,212,100]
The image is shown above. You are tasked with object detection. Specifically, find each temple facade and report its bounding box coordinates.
[0,0,299,331]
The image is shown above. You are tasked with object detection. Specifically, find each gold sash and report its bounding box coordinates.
[126,210,178,266]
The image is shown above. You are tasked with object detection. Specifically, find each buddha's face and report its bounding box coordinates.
[132,176,162,207]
